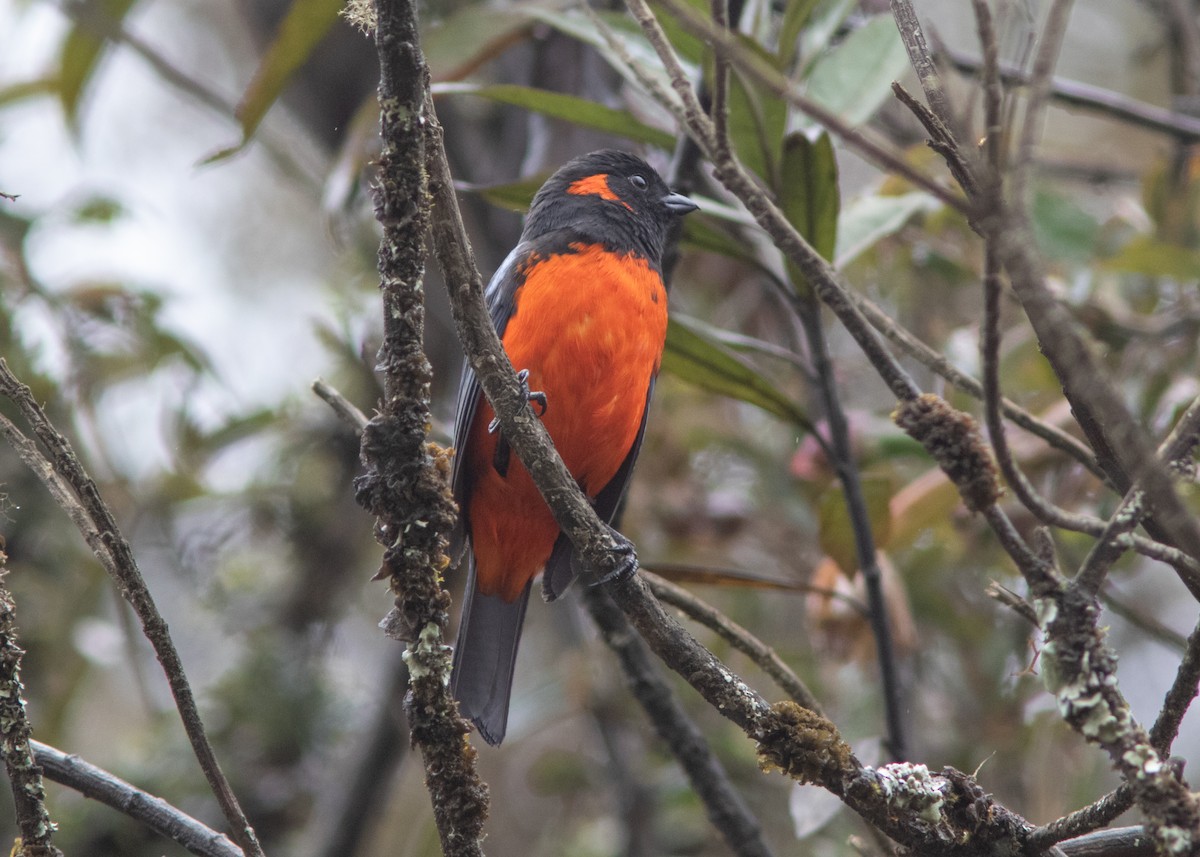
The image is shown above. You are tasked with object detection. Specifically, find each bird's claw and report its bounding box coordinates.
[488,369,547,433]
[589,525,639,587]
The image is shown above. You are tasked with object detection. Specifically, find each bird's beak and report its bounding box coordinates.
[661,191,699,215]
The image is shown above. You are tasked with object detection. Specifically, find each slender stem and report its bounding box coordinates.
[942,46,1200,143]
[33,741,242,857]
[797,298,908,761]
[583,586,776,857]
[0,362,265,857]
[644,572,822,711]
[710,0,732,161]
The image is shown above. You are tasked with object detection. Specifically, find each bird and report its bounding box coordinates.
[448,150,698,745]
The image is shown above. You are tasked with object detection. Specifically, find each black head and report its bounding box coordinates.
[521,150,698,264]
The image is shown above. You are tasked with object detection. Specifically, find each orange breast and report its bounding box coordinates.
[464,244,668,601]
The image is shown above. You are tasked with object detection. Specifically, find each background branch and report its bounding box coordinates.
[0,361,264,857]
[32,742,242,857]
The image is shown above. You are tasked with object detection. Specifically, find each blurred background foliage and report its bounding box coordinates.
[1,0,1199,854]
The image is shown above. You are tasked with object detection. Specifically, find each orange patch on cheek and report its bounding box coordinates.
[568,174,633,210]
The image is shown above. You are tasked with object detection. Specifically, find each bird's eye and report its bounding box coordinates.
[629,174,648,190]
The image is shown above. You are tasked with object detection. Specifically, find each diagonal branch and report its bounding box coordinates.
[32,741,242,857]
[0,361,265,857]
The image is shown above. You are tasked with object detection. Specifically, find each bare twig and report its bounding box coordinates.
[0,361,265,857]
[1058,825,1153,857]
[942,46,1200,143]
[32,741,242,857]
[1148,612,1200,754]
[1029,787,1136,851]
[889,0,954,126]
[311,377,371,432]
[796,297,908,760]
[651,0,972,217]
[709,0,731,162]
[582,586,775,857]
[644,572,821,711]
[1010,0,1075,212]
[850,291,1106,481]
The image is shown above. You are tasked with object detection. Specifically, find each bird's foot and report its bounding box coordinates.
[590,525,639,587]
[488,369,547,433]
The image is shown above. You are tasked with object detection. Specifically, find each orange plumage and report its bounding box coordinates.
[449,151,697,745]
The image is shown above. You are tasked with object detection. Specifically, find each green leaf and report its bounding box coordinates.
[1101,236,1200,280]
[1031,189,1100,263]
[647,0,708,65]
[780,132,839,293]
[432,83,675,149]
[424,8,532,81]
[234,0,345,146]
[463,175,547,212]
[817,475,893,576]
[726,49,788,182]
[835,191,940,267]
[803,15,909,128]
[59,0,140,127]
[777,0,823,66]
[662,315,813,432]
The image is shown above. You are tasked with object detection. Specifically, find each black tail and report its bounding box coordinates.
[450,561,531,746]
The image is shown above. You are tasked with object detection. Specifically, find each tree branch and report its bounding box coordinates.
[32,741,242,857]
[582,586,775,857]
[0,361,264,857]
[1,556,61,857]
[354,1,485,853]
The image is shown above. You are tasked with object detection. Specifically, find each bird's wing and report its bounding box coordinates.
[447,242,527,562]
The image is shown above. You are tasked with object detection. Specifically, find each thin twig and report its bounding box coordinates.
[1058,825,1153,857]
[1101,590,1188,655]
[583,586,775,857]
[1148,613,1200,754]
[652,0,971,217]
[1028,786,1136,850]
[797,297,908,761]
[850,291,1105,481]
[709,0,731,162]
[32,741,242,857]
[1010,0,1075,215]
[644,572,821,712]
[942,46,1200,143]
[312,378,371,432]
[889,0,954,126]
[0,361,265,857]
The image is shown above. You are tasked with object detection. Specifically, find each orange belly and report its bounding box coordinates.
[464,244,668,601]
